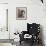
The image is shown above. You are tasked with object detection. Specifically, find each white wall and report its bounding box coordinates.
[0,4,9,39]
[0,0,8,3]
[9,0,46,45]
[0,0,46,46]
[0,0,13,46]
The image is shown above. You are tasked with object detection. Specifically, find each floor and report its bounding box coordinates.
[0,43,13,46]
[0,41,43,46]
[19,41,43,46]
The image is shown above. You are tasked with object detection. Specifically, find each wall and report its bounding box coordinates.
[9,0,46,45]
[0,0,8,3]
[0,0,45,46]
[0,0,46,46]
[0,0,13,46]
[0,3,9,39]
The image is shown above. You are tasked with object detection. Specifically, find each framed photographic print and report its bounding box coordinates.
[16,7,27,20]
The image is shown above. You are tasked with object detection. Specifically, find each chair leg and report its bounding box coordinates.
[30,42,34,46]
[20,41,21,45]
[30,40,34,46]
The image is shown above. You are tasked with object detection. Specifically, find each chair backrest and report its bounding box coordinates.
[27,23,40,35]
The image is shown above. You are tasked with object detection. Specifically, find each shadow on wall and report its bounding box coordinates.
[40,25,45,46]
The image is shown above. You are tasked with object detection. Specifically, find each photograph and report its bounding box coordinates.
[16,7,27,20]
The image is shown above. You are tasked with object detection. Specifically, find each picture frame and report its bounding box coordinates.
[16,7,27,20]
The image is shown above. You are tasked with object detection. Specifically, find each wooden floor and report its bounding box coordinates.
[19,41,43,46]
[0,39,14,43]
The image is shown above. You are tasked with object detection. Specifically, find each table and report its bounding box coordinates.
[13,34,20,46]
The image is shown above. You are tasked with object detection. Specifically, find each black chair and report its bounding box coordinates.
[27,23,40,43]
[19,23,40,45]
